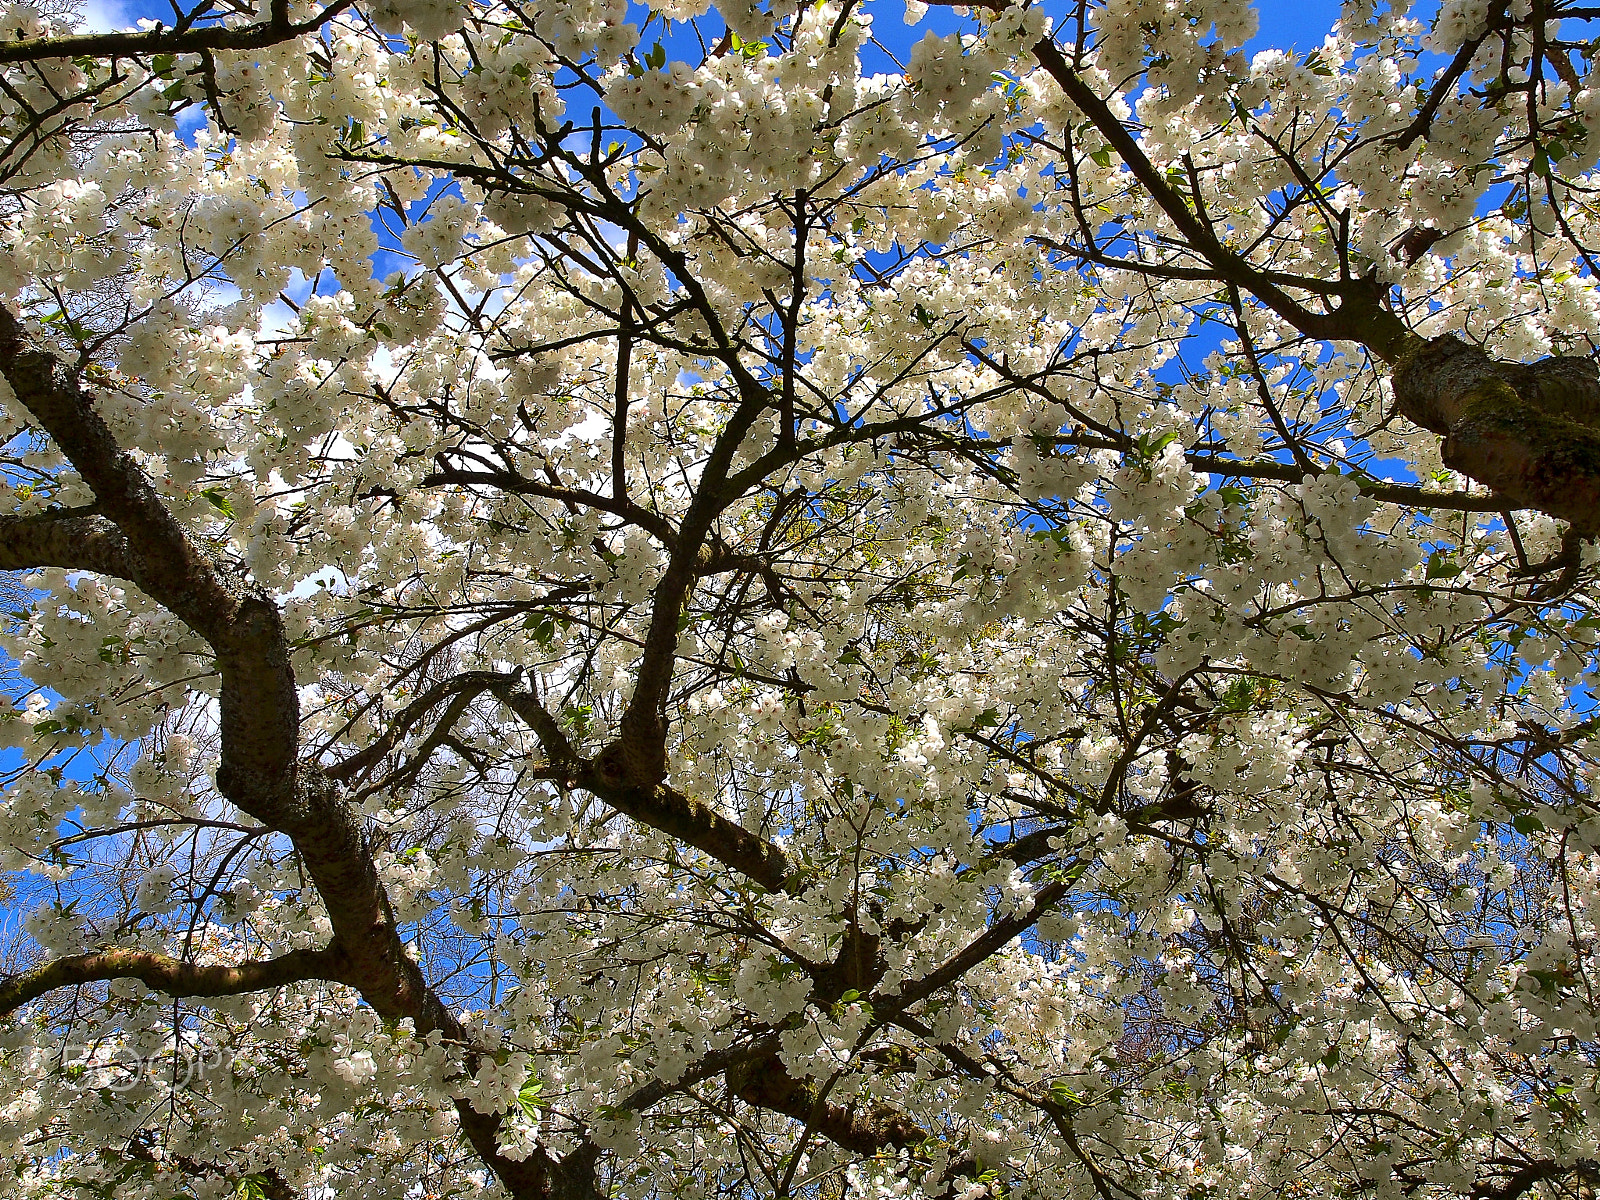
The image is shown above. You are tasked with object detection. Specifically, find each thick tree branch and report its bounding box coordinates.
[1185,455,1506,512]
[0,945,343,1016]
[1393,336,1600,531]
[729,1050,982,1197]
[423,464,681,549]
[1471,1159,1593,1200]
[729,1053,931,1156]
[887,878,1073,1011]
[0,306,301,813]
[1387,11,1505,151]
[327,670,509,784]
[0,506,133,575]
[578,769,792,893]
[0,0,355,65]
[493,684,794,893]
[1027,38,1363,347]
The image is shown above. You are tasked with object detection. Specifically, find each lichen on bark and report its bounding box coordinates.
[1392,335,1600,532]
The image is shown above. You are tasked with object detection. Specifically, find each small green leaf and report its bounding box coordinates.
[1049,1081,1082,1106]
[517,1076,543,1120]
[969,707,1002,729]
[1425,552,1461,580]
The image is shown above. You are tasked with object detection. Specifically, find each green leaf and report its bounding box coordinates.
[517,1076,543,1120]
[1424,552,1461,579]
[1132,429,1179,463]
[201,487,235,518]
[969,706,1002,730]
[1049,1081,1083,1106]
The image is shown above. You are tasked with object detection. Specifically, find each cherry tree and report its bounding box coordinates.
[1,0,1600,1196]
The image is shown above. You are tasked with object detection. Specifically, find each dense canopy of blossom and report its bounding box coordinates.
[3,0,1600,1197]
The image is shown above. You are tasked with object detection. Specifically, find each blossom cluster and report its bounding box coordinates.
[1,0,1599,1198]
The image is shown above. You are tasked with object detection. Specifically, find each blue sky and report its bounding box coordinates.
[76,0,1356,49]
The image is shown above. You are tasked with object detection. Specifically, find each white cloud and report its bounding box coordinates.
[77,0,131,33]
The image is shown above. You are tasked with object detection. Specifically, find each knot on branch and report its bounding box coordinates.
[595,728,666,791]
[812,918,888,1004]
[730,1054,921,1155]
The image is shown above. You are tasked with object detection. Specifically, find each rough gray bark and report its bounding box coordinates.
[0,507,133,576]
[1392,336,1600,532]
